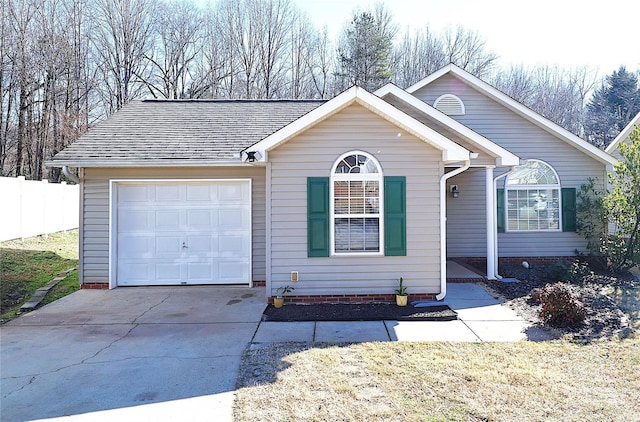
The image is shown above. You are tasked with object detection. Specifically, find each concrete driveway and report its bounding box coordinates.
[0,286,266,422]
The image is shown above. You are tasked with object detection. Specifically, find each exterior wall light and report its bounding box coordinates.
[450,184,459,198]
[243,151,262,162]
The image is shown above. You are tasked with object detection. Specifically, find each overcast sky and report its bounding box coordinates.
[292,0,639,77]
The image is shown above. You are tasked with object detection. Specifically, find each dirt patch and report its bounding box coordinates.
[479,263,638,341]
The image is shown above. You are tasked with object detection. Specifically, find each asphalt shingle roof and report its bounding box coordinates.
[50,99,325,165]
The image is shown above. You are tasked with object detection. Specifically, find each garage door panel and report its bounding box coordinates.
[119,185,150,202]
[219,182,248,202]
[155,236,183,255]
[187,235,213,254]
[155,184,180,201]
[115,180,251,286]
[118,210,150,231]
[219,235,246,255]
[118,235,152,257]
[186,209,214,228]
[155,262,182,283]
[186,184,213,201]
[218,260,249,282]
[219,208,248,229]
[187,262,214,281]
[118,262,150,285]
[156,210,181,229]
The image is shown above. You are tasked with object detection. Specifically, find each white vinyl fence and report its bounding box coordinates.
[0,176,79,242]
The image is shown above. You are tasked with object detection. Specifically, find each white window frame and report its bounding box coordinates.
[330,151,384,256]
[505,159,562,232]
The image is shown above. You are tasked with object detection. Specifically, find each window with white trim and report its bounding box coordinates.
[505,160,561,231]
[331,152,383,254]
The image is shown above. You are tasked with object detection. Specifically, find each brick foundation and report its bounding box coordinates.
[268,293,437,305]
[81,283,109,290]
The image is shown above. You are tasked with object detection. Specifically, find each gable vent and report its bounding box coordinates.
[434,94,465,116]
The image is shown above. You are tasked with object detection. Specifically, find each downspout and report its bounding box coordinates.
[437,159,471,301]
[62,166,80,184]
[492,164,521,279]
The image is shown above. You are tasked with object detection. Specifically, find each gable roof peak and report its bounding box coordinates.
[605,111,640,154]
[406,63,616,166]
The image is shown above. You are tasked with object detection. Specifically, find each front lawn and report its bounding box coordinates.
[1,230,79,323]
[235,338,640,421]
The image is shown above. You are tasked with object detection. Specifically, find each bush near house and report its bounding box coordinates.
[535,282,586,327]
[577,127,640,272]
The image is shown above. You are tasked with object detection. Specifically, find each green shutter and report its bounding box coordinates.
[307,177,330,257]
[496,188,505,233]
[562,187,577,232]
[384,176,406,256]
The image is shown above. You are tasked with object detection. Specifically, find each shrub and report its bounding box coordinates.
[530,288,543,303]
[565,260,593,285]
[545,261,569,281]
[538,283,585,328]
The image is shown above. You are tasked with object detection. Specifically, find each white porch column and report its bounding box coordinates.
[485,167,497,280]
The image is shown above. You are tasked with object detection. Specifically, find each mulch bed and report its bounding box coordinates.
[262,303,457,322]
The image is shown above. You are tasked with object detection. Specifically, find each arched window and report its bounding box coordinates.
[434,94,465,115]
[331,151,383,254]
[505,160,561,231]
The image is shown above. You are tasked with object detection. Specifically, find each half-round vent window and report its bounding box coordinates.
[433,94,465,116]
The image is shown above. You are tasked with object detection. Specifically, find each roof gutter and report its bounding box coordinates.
[437,159,471,301]
[46,159,247,168]
[62,166,80,184]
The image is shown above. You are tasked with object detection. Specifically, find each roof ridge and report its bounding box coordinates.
[140,99,326,103]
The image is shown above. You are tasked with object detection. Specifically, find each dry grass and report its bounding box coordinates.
[235,338,640,421]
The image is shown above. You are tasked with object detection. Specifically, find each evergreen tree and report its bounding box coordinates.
[585,67,640,148]
[336,4,397,91]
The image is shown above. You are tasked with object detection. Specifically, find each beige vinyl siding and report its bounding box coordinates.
[415,74,608,257]
[268,103,443,297]
[446,168,488,257]
[81,167,266,284]
[383,95,496,166]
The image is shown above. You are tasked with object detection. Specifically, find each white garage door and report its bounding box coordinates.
[114,180,251,286]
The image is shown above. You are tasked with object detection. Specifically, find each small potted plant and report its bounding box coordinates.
[395,277,408,307]
[273,285,294,308]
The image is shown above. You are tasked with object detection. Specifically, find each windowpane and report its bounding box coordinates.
[350,197,365,214]
[364,218,380,250]
[507,188,560,231]
[334,154,380,174]
[334,217,380,252]
[334,181,348,197]
[507,160,558,185]
[505,160,561,232]
[334,198,348,214]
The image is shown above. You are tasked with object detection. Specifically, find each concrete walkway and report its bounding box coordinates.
[253,283,552,343]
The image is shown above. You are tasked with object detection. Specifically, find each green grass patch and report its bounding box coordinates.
[1,230,79,323]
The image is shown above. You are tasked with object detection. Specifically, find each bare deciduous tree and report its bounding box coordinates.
[145,1,203,99]
[92,0,156,113]
[442,25,497,78]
